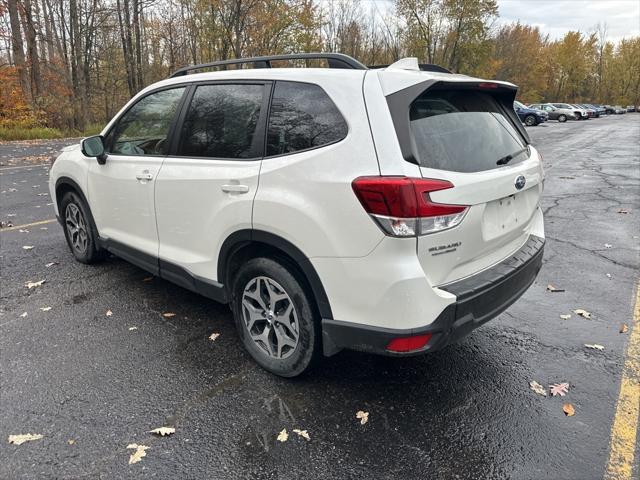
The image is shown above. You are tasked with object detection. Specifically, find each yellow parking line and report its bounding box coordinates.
[605,282,640,480]
[0,218,57,232]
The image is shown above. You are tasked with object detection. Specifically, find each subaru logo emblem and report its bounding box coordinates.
[515,175,526,190]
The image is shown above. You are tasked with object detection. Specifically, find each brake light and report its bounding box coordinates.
[387,333,433,352]
[478,82,498,89]
[352,176,468,236]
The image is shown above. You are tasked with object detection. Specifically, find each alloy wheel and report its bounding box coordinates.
[65,203,88,254]
[241,276,299,359]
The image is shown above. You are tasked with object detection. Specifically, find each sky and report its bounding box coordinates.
[496,0,640,42]
[367,0,639,43]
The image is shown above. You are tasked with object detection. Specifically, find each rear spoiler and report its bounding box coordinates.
[385,80,529,166]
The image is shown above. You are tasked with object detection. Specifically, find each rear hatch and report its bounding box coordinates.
[381,75,543,286]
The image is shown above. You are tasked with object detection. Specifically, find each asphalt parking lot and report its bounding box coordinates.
[1,115,639,479]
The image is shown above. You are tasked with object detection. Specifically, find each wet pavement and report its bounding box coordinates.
[1,115,639,479]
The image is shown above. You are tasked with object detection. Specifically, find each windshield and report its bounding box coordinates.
[409,89,528,173]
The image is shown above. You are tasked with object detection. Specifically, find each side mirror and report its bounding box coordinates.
[81,135,107,165]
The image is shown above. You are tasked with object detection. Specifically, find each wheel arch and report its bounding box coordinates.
[219,230,333,320]
[55,177,99,235]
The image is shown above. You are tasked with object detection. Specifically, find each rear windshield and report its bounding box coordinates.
[409,89,528,173]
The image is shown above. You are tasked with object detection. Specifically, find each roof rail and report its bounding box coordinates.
[169,53,367,78]
[368,63,452,74]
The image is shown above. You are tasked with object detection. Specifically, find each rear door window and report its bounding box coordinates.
[409,89,528,173]
[178,84,264,159]
[266,81,347,156]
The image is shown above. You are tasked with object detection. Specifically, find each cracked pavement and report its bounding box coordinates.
[1,115,639,479]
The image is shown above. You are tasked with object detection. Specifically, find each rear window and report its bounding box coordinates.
[410,89,528,173]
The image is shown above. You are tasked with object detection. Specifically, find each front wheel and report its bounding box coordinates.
[231,257,321,377]
[524,115,537,126]
[558,114,567,122]
[60,192,106,264]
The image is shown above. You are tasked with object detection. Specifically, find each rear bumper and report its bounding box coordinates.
[322,235,544,356]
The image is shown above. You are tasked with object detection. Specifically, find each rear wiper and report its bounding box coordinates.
[497,147,528,165]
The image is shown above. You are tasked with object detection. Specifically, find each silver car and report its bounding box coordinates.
[551,103,588,120]
[529,103,576,122]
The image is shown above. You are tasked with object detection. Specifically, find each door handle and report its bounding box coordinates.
[136,172,153,181]
[221,184,249,193]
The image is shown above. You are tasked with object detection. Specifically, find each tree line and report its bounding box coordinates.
[1,0,638,136]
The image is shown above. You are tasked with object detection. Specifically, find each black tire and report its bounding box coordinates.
[558,114,567,122]
[231,256,321,377]
[524,114,537,126]
[60,191,106,264]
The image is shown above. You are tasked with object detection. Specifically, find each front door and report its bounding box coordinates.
[88,86,187,272]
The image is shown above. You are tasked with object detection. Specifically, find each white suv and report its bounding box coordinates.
[49,53,545,377]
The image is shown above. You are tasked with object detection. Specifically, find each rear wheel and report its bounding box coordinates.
[60,192,106,264]
[231,257,321,377]
[558,114,567,122]
[524,114,537,126]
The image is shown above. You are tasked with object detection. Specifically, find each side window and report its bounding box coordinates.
[106,87,185,156]
[178,84,264,159]
[266,81,347,156]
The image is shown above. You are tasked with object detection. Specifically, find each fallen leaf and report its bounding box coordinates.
[546,284,565,292]
[0,221,14,228]
[149,427,175,436]
[67,439,75,445]
[129,326,138,331]
[563,403,575,416]
[604,243,612,249]
[45,262,58,267]
[142,277,154,282]
[606,273,612,278]
[620,324,628,334]
[292,429,310,441]
[550,383,570,397]
[356,410,369,424]
[126,443,149,464]
[163,312,176,318]
[585,343,604,351]
[529,380,547,397]
[39,307,51,312]
[25,280,45,289]
[277,429,288,442]
[20,312,27,318]
[573,309,591,319]
[617,209,629,214]
[560,314,572,320]
[209,333,220,341]
[22,245,34,250]
[559,176,575,180]
[8,188,17,192]
[105,310,113,317]
[8,433,43,445]
[19,229,29,233]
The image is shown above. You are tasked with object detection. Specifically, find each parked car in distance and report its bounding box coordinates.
[614,105,626,114]
[514,100,548,126]
[48,53,545,376]
[626,105,636,112]
[588,104,607,116]
[528,103,575,122]
[573,104,596,118]
[551,103,587,120]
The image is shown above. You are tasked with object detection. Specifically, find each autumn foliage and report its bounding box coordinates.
[1,0,639,139]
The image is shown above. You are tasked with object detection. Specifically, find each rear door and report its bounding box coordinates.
[154,81,270,285]
[383,80,543,286]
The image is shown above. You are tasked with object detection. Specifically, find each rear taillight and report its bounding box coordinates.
[352,176,468,237]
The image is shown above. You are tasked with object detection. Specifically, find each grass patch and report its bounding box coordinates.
[0,126,65,141]
[0,124,105,141]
